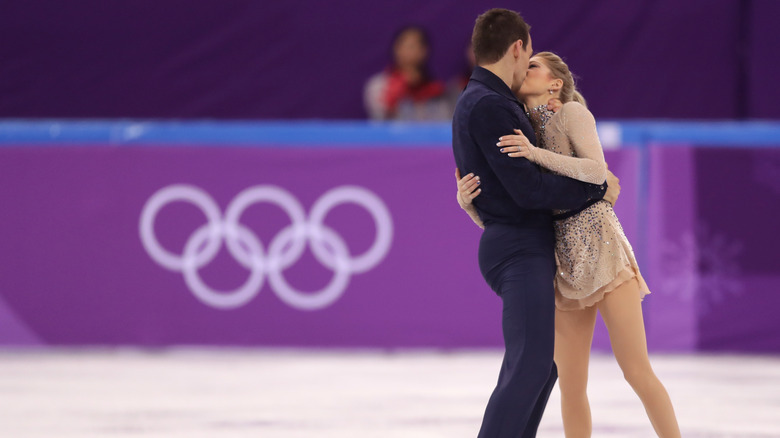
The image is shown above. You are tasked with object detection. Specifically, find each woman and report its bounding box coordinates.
[364,26,447,121]
[456,52,681,437]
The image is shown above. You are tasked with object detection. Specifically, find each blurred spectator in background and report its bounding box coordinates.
[453,41,477,92]
[446,41,477,112]
[364,26,449,121]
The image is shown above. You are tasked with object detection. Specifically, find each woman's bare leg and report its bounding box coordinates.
[554,305,598,438]
[597,278,681,437]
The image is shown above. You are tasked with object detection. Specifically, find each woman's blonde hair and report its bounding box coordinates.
[534,51,587,108]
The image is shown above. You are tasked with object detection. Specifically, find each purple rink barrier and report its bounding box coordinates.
[0,145,502,347]
[0,142,778,352]
[645,146,780,352]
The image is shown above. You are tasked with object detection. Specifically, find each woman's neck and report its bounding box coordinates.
[523,94,557,110]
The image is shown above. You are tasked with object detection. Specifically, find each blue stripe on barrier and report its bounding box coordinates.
[618,121,780,147]
[0,120,452,147]
[1,119,779,147]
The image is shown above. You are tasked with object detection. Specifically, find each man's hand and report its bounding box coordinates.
[604,169,620,206]
[547,98,563,113]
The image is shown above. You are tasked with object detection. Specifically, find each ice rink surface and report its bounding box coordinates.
[0,349,778,437]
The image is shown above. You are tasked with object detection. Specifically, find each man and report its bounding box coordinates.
[451,9,620,438]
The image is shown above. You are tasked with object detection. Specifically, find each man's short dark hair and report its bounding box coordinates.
[471,9,530,65]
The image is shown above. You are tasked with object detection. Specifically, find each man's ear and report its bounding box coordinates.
[513,40,523,59]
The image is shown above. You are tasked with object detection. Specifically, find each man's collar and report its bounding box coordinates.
[469,66,520,104]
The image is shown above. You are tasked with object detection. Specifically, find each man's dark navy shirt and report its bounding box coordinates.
[452,67,607,228]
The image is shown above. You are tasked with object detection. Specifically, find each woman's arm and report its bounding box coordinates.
[455,169,485,229]
[364,73,388,120]
[496,103,607,184]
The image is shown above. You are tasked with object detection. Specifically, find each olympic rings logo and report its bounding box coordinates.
[139,184,393,311]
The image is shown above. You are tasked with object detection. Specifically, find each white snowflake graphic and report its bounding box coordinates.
[659,223,744,310]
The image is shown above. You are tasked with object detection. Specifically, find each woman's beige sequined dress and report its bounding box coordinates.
[527,102,649,310]
[458,101,650,311]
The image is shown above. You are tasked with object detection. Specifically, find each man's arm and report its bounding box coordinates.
[470,96,605,210]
